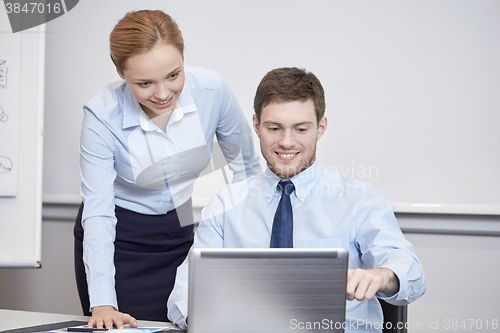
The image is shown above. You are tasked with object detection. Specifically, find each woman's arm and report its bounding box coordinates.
[79,107,136,328]
[214,75,261,182]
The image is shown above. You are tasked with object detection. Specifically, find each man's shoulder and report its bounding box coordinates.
[205,173,264,210]
[199,173,263,220]
[313,167,394,219]
[314,166,379,198]
[220,172,264,198]
[316,166,374,186]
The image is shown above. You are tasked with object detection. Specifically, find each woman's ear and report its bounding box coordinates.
[116,67,125,79]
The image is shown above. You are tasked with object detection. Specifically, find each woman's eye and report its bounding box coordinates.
[139,82,151,87]
[169,72,179,80]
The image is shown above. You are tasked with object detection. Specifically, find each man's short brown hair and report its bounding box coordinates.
[254,67,326,124]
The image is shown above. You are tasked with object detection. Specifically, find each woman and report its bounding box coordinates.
[74,9,260,329]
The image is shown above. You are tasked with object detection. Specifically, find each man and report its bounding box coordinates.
[167,67,426,331]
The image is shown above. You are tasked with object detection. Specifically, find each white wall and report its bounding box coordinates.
[404,232,500,331]
[0,218,79,314]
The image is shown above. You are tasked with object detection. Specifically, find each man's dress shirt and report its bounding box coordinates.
[167,161,426,332]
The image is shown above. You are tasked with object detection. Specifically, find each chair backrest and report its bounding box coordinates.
[379,299,407,333]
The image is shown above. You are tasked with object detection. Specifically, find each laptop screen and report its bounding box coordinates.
[188,248,348,333]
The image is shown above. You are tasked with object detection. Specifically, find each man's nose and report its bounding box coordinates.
[278,130,295,148]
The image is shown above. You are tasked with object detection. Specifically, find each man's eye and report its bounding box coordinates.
[139,82,151,87]
[269,127,280,131]
[296,128,307,133]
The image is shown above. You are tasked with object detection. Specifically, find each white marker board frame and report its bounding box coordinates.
[0,24,45,267]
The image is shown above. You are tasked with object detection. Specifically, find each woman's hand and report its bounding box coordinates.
[87,305,138,329]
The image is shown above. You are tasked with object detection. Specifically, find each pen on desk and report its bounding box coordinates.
[66,328,109,332]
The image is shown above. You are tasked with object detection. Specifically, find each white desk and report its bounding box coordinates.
[0,309,178,332]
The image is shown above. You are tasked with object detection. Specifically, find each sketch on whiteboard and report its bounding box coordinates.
[0,60,7,89]
[0,156,13,173]
[0,106,8,122]
[0,28,20,197]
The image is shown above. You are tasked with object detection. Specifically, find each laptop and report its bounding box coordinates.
[188,248,348,333]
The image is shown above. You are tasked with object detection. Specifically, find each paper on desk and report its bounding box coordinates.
[43,325,171,333]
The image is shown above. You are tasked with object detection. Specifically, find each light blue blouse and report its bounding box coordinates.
[79,66,261,310]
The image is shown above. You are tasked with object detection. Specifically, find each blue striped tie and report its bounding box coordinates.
[270,180,295,248]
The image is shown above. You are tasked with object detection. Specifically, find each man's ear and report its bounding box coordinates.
[116,67,125,79]
[316,116,327,141]
[253,114,261,139]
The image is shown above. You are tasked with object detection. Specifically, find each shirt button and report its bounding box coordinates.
[267,195,271,199]
[300,194,304,198]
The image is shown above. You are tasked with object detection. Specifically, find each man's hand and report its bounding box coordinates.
[87,305,138,329]
[346,268,399,301]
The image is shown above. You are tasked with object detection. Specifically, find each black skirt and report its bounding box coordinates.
[74,200,194,321]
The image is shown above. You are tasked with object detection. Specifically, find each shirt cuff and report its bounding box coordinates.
[377,264,420,305]
[167,293,188,329]
[88,281,118,311]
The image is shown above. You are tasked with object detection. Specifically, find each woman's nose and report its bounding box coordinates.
[154,83,170,100]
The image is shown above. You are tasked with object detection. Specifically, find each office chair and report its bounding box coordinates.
[379,299,408,333]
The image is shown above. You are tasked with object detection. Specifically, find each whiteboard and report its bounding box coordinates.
[0,17,45,267]
[41,0,500,215]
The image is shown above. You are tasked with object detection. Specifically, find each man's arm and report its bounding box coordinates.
[167,258,190,330]
[352,185,426,305]
[167,193,227,328]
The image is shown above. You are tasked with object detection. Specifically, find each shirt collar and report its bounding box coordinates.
[264,160,320,204]
[122,81,198,130]
[122,82,142,129]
